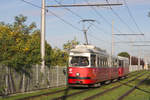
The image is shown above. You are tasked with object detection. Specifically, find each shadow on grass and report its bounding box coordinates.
[142,79,150,86]
[61,86,70,100]
[59,86,92,100]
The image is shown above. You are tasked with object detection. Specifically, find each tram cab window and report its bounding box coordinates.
[70,56,89,67]
[91,55,96,67]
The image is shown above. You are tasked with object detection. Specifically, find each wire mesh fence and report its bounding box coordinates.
[0,65,67,96]
[0,65,144,96]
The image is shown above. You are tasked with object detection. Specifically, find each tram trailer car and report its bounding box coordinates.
[68,45,129,87]
[118,56,129,77]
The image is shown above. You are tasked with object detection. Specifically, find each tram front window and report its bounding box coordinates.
[70,56,89,67]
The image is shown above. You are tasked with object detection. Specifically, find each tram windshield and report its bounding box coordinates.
[70,56,89,67]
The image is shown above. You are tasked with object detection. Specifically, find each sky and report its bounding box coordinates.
[0,0,150,58]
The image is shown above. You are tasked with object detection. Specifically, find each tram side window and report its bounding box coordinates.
[100,59,103,67]
[106,59,108,67]
[103,60,105,67]
[119,60,123,67]
[102,59,104,67]
[99,58,107,67]
[103,59,106,67]
[97,57,100,67]
[119,60,121,66]
[91,55,96,67]
[104,59,106,67]
[100,58,102,67]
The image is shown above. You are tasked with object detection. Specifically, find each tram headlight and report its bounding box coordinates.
[76,72,80,77]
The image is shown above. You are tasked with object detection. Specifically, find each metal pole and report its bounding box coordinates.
[57,66,59,87]
[130,55,132,67]
[129,38,133,70]
[22,73,25,92]
[5,66,8,95]
[112,20,114,56]
[81,19,95,45]
[84,30,88,45]
[36,64,39,85]
[110,20,114,67]
[138,48,140,70]
[41,0,46,73]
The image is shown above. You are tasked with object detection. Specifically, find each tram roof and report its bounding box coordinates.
[118,56,129,60]
[70,45,107,54]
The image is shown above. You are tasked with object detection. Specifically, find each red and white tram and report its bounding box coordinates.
[68,45,129,87]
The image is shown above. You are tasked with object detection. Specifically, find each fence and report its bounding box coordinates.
[0,65,67,95]
[129,65,143,72]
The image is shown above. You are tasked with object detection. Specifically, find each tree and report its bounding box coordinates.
[118,52,130,58]
[0,14,72,70]
[45,40,52,67]
[63,37,79,53]
[50,48,68,66]
[0,15,44,74]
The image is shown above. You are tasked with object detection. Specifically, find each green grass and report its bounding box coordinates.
[94,85,131,100]
[124,89,150,100]
[67,83,121,100]
[28,88,81,100]
[0,87,66,100]
[94,71,150,100]
[124,72,150,100]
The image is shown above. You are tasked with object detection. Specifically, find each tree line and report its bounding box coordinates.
[0,15,76,75]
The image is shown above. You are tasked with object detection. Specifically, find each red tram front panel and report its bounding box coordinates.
[68,67,97,84]
[68,67,119,85]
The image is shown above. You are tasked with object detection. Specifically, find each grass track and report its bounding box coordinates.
[124,73,150,100]
[0,70,149,100]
